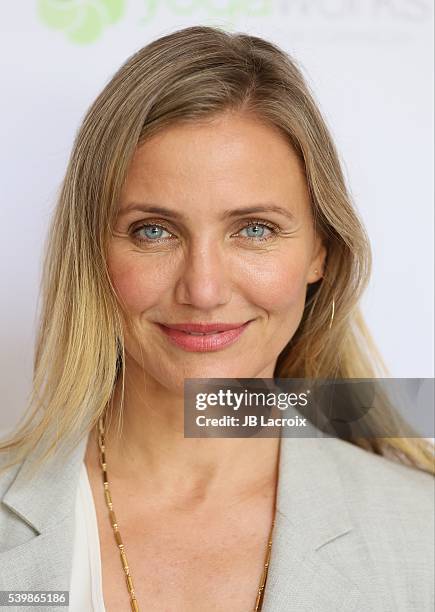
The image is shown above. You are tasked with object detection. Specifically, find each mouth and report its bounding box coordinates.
[155,320,254,352]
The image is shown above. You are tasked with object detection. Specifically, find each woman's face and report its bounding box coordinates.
[108,111,326,391]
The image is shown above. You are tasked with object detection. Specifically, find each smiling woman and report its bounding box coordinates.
[109,113,325,368]
[0,25,433,612]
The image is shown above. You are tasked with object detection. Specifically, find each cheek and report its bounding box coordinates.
[236,253,307,313]
[108,250,172,313]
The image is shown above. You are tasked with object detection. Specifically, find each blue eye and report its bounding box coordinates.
[239,223,274,240]
[134,224,172,242]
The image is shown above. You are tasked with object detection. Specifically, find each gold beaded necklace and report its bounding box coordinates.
[97,414,276,612]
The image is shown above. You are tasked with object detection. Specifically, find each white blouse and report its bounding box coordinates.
[69,460,106,611]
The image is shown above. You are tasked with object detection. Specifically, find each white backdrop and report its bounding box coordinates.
[1,0,433,436]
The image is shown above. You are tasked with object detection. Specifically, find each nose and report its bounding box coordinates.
[174,240,232,310]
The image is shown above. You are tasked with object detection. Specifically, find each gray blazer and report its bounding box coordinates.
[0,430,433,611]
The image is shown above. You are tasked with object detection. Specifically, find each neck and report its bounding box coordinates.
[85,373,282,512]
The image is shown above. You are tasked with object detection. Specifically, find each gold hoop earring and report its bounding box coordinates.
[329,296,335,330]
[314,269,335,330]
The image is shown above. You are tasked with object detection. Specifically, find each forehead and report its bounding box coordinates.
[126,113,302,179]
[119,112,309,216]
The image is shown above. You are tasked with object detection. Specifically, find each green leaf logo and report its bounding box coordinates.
[37,0,126,44]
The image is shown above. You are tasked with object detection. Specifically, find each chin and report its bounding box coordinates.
[161,361,259,385]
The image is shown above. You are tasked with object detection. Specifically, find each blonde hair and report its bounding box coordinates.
[1,25,433,477]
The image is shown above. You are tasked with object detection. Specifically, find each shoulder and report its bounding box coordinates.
[306,437,434,608]
[0,435,87,553]
[281,434,434,527]
[324,436,434,510]
[323,437,434,557]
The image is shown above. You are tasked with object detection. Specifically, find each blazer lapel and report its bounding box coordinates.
[262,435,364,611]
[0,433,88,595]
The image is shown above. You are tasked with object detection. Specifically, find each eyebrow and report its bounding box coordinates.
[118,203,297,222]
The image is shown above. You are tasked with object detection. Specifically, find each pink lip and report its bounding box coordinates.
[156,320,253,352]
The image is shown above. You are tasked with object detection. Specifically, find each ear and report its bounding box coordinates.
[306,236,327,284]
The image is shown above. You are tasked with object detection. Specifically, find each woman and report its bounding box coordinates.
[0,25,433,612]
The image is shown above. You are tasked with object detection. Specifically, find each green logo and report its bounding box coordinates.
[37,0,126,44]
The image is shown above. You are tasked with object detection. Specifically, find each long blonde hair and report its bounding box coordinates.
[1,25,433,476]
